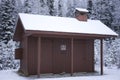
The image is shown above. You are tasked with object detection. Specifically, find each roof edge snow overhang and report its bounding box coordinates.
[25,30,118,39]
[13,13,118,41]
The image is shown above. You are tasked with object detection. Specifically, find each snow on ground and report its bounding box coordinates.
[0,66,120,80]
[0,69,28,80]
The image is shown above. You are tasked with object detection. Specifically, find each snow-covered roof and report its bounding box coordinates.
[18,13,118,37]
[76,8,89,13]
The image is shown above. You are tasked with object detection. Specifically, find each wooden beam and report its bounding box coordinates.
[100,39,103,75]
[37,37,41,77]
[24,36,28,76]
[71,38,74,76]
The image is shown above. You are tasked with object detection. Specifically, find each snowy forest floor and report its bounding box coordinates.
[0,65,120,80]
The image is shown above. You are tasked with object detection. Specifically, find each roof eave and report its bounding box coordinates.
[25,30,118,39]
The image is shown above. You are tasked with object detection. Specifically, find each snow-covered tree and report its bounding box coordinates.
[38,0,49,15]
[92,0,115,29]
[87,0,93,19]
[0,0,17,44]
[23,0,33,13]
[111,0,120,35]
[104,38,120,68]
[66,0,75,17]
[56,0,63,16]
[0,40,19,70]
[0,0,19,70]
[94,40,100,65]
[91,0,120,68]
[15,0,23,13]
[47,0,55,16]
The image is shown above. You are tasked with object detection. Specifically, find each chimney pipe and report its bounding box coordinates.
[75,8,88,21]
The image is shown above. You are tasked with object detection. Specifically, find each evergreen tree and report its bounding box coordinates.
[92,0,114,29]
[0,0,16,44]
[0,40,19,70]
[47,0,55,16]
[15,0,23,13]
[58,0,62,16]
[104,38,120,68]
[87,0,93,19]
[111,0,120,35]
[0,0,19,70]
[66,0,75,17]
[39,0,49,15]
[23,0,33,13]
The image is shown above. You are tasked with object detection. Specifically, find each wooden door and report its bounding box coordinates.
[53,38,71,74]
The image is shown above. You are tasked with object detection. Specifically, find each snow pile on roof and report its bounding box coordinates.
[75,8,89,12]
[19,13,118,36]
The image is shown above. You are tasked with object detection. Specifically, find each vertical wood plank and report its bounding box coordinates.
[24,36,28,75]
[100,39,103,75]
[71,38,74,76]
[37,37,41,77]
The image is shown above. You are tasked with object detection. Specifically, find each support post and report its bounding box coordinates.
[100,39,103,75]
[24,36,28,76]
[37,37,41,77]
[71,38,74,76]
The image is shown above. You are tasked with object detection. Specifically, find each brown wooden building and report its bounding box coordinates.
[14,8,118,77]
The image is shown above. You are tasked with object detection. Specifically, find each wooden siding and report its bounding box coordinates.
[15,48,23,59]
[41,38,53,73]
[13,19,24,41]
[21,36,94,75]
[86,39,94,72]
[73,39,94,72]
[19,36,28,75]
[28,36,38,75]
[53,38,71,74]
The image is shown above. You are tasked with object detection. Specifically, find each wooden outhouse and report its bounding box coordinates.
[13,8,118,77]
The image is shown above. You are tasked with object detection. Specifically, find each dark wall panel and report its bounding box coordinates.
[85,40,94,72]
[73,39,86,72]
[41,38,53,73]
[20,36,28,75]
[26,37,94,75]
[28,36,38,75]
[53,38,71,74]
[73,39,94,72]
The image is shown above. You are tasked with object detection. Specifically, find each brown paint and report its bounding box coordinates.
[25,30,117,39]
[100,39,103,75]
[28,36,37,75]
[53,38,71,74]
[71,38,74,76]
[73,39,94,72]
[41,38,52,73]
[13,18,25,41]
[24,36,28,75]
[15,48,23,59]
[15,36,95,75]
[37,37,41,77]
